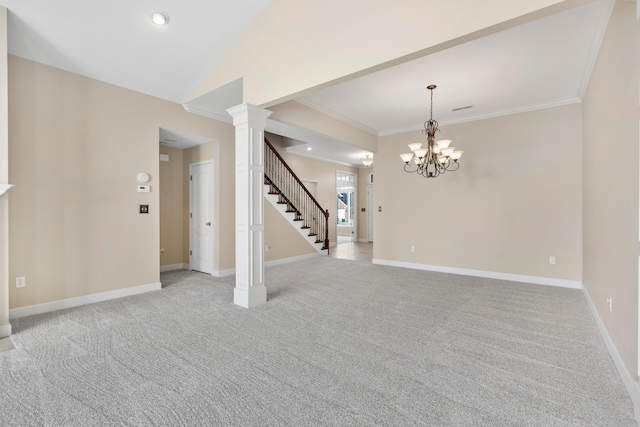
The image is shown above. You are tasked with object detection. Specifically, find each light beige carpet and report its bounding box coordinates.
[0,257,636,426]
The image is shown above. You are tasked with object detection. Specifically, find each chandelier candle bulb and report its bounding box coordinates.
[401,153,414,163]
[441,147,455,157]
[414,148,428,158]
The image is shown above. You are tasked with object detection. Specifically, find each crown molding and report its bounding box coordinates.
[379,97,582,136]
[283,147,357,168]
[577,0,615,100]
[295,98,379,136]
[0,184,14,197]
[182,104,233,124]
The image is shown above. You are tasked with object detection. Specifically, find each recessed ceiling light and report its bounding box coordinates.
[150,12,170,26]
[306,147,312,151]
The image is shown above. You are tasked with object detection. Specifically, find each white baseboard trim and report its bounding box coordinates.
[371,259,583,290]
[9,282,162,319]
[0,323,11,338]
[357,238,370,243]
[583,288,640,424]
[265,253,321,267]
[160,263,189,272]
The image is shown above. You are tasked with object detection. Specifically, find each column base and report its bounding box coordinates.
[0,322,11,339]
[234,284,267,308]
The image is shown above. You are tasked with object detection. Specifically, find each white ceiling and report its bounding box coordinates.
[3,0,271,103]
[2,0,614,166]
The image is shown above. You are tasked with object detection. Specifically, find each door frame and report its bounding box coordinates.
[336,170,357,243]
[189,160,214,274]
[366,186,373,242]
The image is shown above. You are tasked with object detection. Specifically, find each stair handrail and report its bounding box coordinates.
[264,137,330,252]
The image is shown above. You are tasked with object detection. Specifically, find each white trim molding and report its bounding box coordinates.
[0,323,11,338]
[265,253,320,267]
[182,103,233,124]
[0,184,13,196]
[160,263,189,273]
[9,282,161,319]
[583,287,640,424]
[372,259,583,289]
[212,253,323,278]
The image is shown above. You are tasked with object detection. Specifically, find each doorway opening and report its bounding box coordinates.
[336,171,356,245]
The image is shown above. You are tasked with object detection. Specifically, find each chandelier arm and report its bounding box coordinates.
[404,163,418,173]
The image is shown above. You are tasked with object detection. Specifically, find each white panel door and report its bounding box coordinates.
[190,161,214,274]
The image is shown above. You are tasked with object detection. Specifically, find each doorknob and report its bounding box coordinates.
[205,222,211,226]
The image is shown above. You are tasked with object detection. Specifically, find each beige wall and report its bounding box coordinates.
[159,146,184,267]
[264,202,316,261]
[160,138,315,273]
[0,7,8,335]
[269,101,377,152]
[8,56,234,309]
[189,0,583,107]
[375,103,582,281]
[583,0,639,378]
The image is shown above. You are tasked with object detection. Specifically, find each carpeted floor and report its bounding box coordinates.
[0,257,636,426]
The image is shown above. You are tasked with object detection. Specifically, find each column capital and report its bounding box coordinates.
[226,103,272,127]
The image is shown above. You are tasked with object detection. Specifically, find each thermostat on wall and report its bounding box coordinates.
[138,185,151,193]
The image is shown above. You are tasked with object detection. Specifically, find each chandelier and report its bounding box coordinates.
[400,85,463,178]
[361,155,373,167]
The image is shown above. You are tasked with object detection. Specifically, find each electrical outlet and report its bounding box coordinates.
[16,277,25,288]
[549,256,556,265]
[410,245,415,253]
[607,297,613,312]
[160,248,165,254]
[265,245,271,252]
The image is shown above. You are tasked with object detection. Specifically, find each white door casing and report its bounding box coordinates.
[367,186,373,242]
[336,171,357,243]
[189,161,214,274]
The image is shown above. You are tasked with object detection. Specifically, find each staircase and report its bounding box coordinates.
[264,138,329,254]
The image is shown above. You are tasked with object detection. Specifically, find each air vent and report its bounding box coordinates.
[452,105,473,112]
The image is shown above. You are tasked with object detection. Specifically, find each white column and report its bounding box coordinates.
[226,104,272,308]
